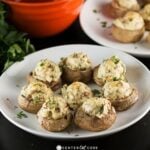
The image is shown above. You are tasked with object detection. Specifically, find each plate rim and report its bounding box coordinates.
[79,0,150,57]
[0,44,150,139]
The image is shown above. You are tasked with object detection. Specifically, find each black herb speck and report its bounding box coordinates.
[6,98,10,101]
[57,91,62,95]
[93,9,98,13]
[21,95,26,98]
[101,21,107,28]
[134,46,138,49]
[60,57,65,61]
[17,111,28,119]
[14,105,18,109]
[113,77,117,81]
[74,134,79,137]
[16,84,20,88]
[99,105,104,114]
[29,72,33,76]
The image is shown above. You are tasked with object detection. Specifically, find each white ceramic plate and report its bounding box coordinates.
[0,44,150,139]
[80,0,150,57]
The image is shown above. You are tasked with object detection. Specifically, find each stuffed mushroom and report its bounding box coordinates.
[140,4,150,30]
[61,82,93,111]
[18,81,53,113]
[28,59,62,91]
[93,56,126,86]
[103,80,138,111]
[37,95,71,132]
[75,97,116,131]
[111,0,140,18]
[59,52,92,83]
[112,11,145,43]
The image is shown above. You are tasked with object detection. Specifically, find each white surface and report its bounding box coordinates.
[0,44,150,139]
[80,0,150,57]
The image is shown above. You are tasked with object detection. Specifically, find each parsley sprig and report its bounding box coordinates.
[17,111,28,119]
[0,2,35,73]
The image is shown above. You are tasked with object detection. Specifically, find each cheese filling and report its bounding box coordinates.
[116,0,139,9]
[20,81,53,103]
[140,4,150,21]
[103,81,132,101]
[60,52,92,70]
[39,96,69,120]
[61,82,92,110]
[97,56,126,83]
[113,12,144,30]
[82,97,112,119]
[33,59,62,83]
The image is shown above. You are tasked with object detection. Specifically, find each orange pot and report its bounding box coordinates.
[3,0,84,37]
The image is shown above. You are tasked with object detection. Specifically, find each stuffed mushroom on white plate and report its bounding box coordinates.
[18,81,53,113]
[28,59,62,91]
[75,97,116,131]
[112,11,145,43]
[93,55,126,86]
[61,81,93,111]
[103,80,138,111]
[80,0,150,57]
[37,95,71,132]
[59,52,92,83]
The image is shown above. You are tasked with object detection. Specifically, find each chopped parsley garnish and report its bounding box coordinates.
[101,21,107,28]
[33,96,41,104]
[17,111,28,119]
[48,99,58,109]
[111,56,120,64]
[40,62,44,66]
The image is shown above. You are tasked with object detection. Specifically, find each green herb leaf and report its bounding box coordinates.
[33,96,41,104]
[0,2,35,73]
[111,56,120,64]
[17,111,28,119]
[92,89,102,97]
[3,60,14,71]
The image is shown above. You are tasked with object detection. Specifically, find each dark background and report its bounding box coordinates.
[0,19,150,150]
